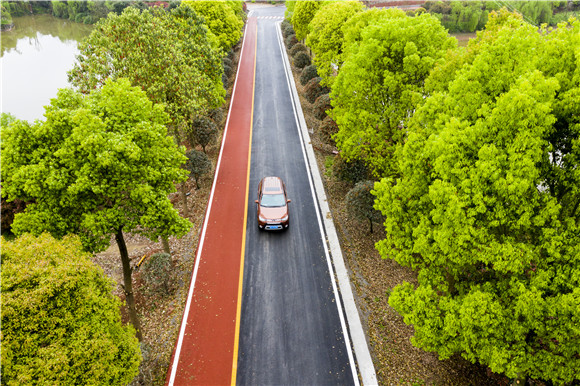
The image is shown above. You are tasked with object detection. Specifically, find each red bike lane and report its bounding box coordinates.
[166,17,257,386]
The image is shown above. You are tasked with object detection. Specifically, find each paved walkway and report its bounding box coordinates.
[166,17,257,386]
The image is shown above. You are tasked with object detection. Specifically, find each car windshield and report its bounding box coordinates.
[260,193,286,207]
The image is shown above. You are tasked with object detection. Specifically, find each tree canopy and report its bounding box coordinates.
[1,78,191,339]
[330,9,456,177]
[374,11,580,383]
[1,233,141,385]
[68,5,224,137]
[1,78,191,251]
[182,0,244,54]
[306,0,364,86]
[291,0,325,41]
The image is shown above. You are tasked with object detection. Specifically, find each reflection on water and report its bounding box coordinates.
[1,14,93,122]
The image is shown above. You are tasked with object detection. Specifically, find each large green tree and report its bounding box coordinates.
[305,0,364,86]
[291,0,325,41]
[1,233,141,385]
[68,5,224,141]
[1,78,192,341]
[374,11,580,383]
[182,0,244,54]
[330,9,456,177]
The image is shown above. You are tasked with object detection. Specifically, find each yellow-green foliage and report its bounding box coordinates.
[375,11,580,383]
[182,0,244,53]
[1,233,141,385]
[306,0,364,86]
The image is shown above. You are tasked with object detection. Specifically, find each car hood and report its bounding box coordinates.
[260,206,287,220]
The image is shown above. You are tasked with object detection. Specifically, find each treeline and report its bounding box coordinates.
[285,0,579,384]
[0,1,177,25]
[1,2,245,384]
[421,0,580,32]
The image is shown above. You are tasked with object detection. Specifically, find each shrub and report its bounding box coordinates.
[209,107,224,125]
[141,252,174,296]
[345,180,384,233]
[185,149,212,189]
[319,116,339,145]
[293,51,311,69]
[290,42,307,57]
[300,64,318,86]
[282,20,294,38]
[304,77,329,104]
[227,48,235,61]
[285,34,298,49]
[190,116,218,153]
[333,154,370,184]
[313,93,331,121]
[222,56,233,68]
[223,63,233,79]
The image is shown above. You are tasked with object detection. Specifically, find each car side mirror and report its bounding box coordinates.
[287,199,292,203]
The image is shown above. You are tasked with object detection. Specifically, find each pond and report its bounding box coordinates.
[1,14,93,122]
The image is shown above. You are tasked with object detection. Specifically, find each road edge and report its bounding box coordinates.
[276,22,379,386]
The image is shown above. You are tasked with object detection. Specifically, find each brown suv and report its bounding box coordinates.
[255,176,291,230]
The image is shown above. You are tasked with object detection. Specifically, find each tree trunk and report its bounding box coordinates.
[161,236,170,254]
[180,182,189,218]
[116,227,143,341]
[369,217,374,233]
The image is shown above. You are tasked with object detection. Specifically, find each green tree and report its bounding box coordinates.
[68,5,224,141]
[374,11,580,383]
[189,115,219,153]
[0,78,192,341]
[306,0,364,86]
[185,149,212,189]
[285,0,298,21]
[345,180,383,233]
[1,233,141,385]
[331,9,456,177]
[291,0,324,41]
[182,0,244,54]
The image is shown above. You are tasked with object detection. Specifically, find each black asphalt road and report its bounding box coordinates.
[236,8,356,386]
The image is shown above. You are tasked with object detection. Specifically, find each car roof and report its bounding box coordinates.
[262,176,284,194]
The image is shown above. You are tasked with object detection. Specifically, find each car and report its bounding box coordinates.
[255,176,291,230]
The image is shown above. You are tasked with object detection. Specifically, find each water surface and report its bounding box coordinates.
[1,14,92,122]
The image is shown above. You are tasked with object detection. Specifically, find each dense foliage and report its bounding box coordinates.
[181,1,244,54]
[300,64,318,86]
[306,0,364,86]
[189,116,218,153]
[293,51,311,69]
[1,78,191,339]
[424,0,580,31]
[141,252,174,297]
[330,9,455,177]
[304,77,329,104]
[313,93,331,121]
[68,5,224,140]
[185,149,212,189]
[345,180,384,233]
[1,233,141,385]
[374,11,580,383]
[291,0,324,41]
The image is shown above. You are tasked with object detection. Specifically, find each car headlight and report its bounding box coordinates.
[280,214,288,221]
[259,215,268,222]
